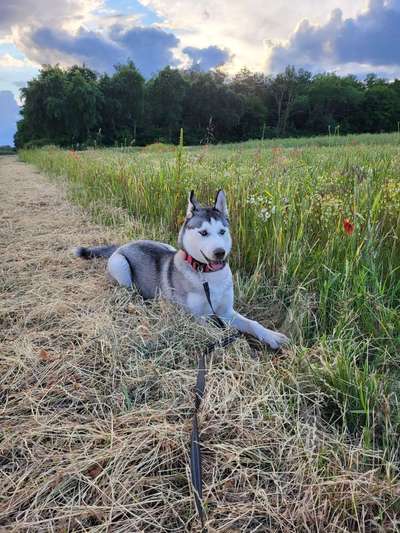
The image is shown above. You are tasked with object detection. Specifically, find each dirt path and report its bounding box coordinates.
[0,155,220,530]
[1,155,123,358]
[0,156,157,529]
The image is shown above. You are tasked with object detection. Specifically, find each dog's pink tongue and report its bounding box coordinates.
[209,262,225,271]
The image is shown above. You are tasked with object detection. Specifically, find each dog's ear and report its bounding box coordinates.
[214,189,228,217]
[186,190,201,218]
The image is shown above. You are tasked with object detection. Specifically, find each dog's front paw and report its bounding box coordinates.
[259,329,289,350]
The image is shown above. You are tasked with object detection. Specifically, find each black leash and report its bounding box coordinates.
[190,281,242,529]
[121,253,241,527]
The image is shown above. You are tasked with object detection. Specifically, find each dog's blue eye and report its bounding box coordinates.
[219,229,226,235]
[199,230,209,236]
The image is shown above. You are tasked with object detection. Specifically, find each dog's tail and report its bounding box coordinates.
[73,244,118,260]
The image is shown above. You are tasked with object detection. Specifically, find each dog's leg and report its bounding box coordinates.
[226,311,288,350]
[107,253,133,288]
[216,285,288,350]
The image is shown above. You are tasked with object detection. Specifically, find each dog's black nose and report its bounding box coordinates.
[213,248,225,260]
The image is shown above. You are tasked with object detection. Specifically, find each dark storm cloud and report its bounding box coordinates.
[30,27,124,73]
[269,0,400,72]
[110,25,179,77]
[27,24,180,77]
[23,23,230,78]
[183,45,231,71]
[0,90,20,145]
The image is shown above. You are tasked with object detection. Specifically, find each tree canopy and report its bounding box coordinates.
[15,63,400,148]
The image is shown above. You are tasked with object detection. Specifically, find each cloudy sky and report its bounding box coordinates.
[1,0,400,144]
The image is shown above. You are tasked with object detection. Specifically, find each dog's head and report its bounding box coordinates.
[178,190,232,267]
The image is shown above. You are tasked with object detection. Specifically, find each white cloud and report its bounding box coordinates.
[0,53,36,68]
[2,0,104,73]
[0,0,103,36]
[268,0,400,76]
[0,47,39,100]
[139,0,368,72]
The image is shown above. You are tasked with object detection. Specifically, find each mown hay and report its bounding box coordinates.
[1,157,399,531]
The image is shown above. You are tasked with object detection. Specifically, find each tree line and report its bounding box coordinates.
[15,62,400,148]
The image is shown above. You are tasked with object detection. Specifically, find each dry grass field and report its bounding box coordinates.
[1,148,400,531]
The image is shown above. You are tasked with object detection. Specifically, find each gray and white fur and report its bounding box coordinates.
[74,190,288,349]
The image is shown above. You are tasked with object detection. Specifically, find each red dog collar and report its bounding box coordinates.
[182,251,225,273]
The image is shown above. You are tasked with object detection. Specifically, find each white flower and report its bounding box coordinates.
[259,207,271,221]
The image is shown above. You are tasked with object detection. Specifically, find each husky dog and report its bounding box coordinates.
[74,191,288,349]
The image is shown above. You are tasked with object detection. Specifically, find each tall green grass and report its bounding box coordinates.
[20,133,400,463]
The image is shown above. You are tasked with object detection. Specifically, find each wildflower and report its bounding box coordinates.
[343,218,354,235]
[259,207,271,221]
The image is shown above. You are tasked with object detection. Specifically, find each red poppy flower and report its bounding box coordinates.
[343,218,354,235]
